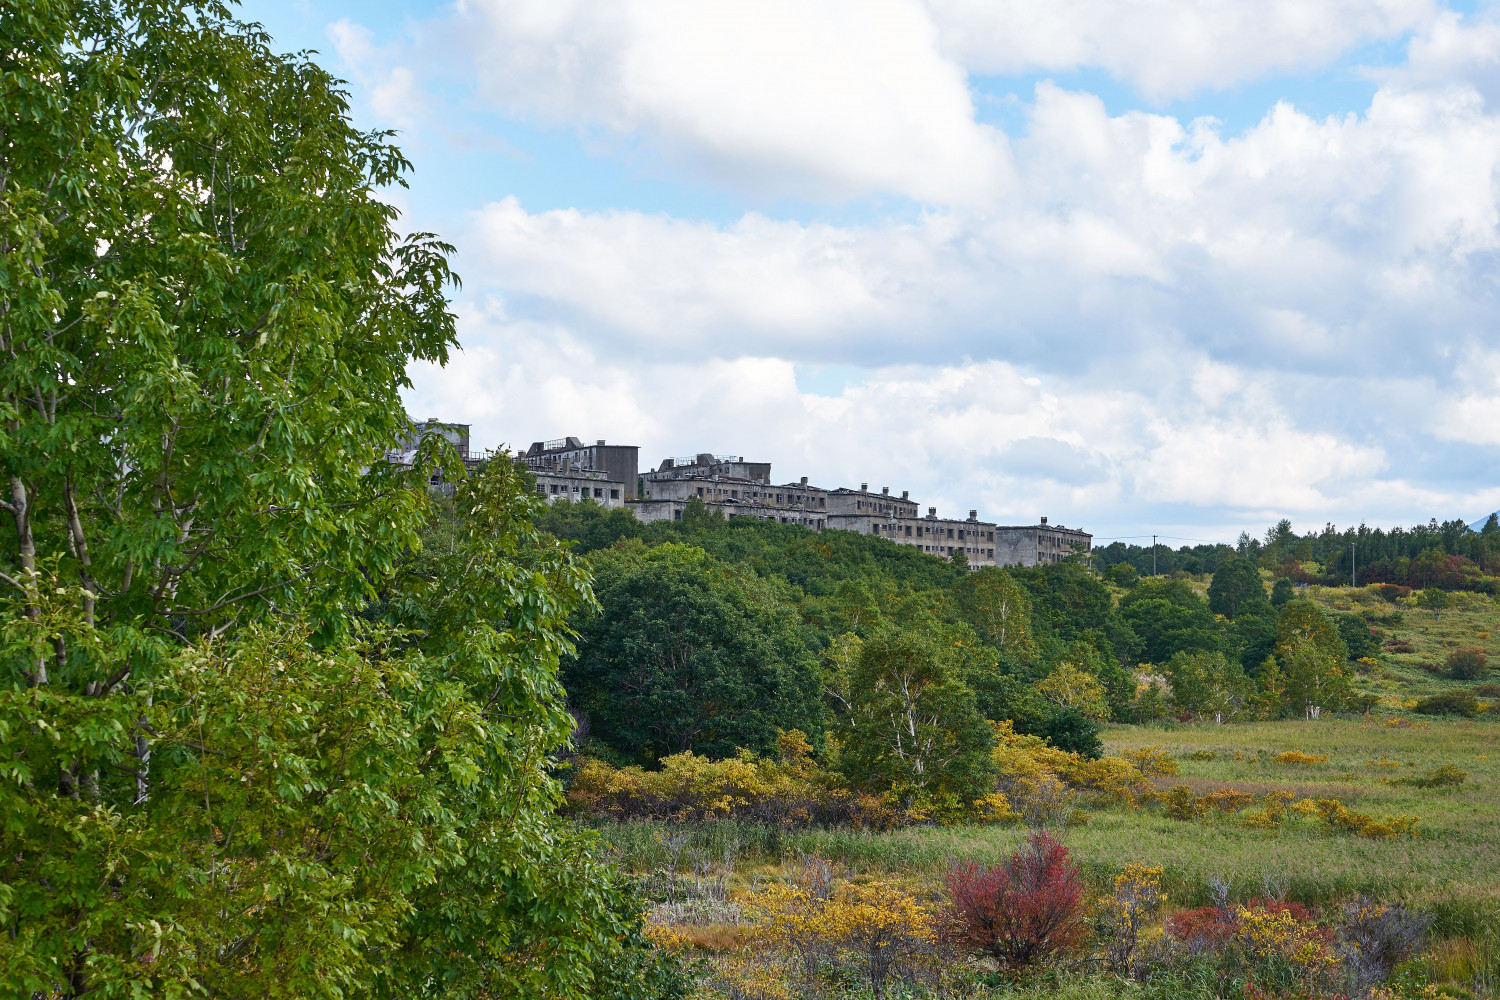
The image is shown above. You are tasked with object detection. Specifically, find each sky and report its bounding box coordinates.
[238,0,1500,545]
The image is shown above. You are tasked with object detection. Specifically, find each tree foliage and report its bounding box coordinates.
[841,627,996,809]
[0,5,653,995]
[564,542,822,762]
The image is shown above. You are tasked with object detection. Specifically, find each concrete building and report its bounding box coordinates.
[645,453,771,484]
[520,437,640,498]
[529,467,627,508]
[628,497,825,530]
[826,484,919,519]
[384,419,478,492]
[644,473,829,513]
[829,505,999,567]
[993,517,1093,567]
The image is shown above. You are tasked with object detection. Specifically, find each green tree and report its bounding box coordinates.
[1275,600,1350,717]
[565,542,822,761]
[1270,577,1296,606]
[1105,561,1139,587]
[950,567,1037,657]
[1118,580,1222,665]
[1418,587,1451,620]
[1163,650,1252,723]
[0,6,647,995]
[842,627,996,808]
[1207,557,1264,617]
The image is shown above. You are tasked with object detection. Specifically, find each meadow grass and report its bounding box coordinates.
[598,716,1500,928]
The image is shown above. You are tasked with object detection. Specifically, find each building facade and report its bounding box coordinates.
[529,468,627,508]
[628,497,825,530]
[825,484,919,519]
[993,517,1093,567]
[520,437,640,498]
[829,505,1000,566]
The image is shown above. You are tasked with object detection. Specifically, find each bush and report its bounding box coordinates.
[1446,648,1489,681]
[1338,896,1432,992]
[1273,750,1329,765]
[1474,682,1500,698]
[1039,707,1104,759]
[1413,691,1480,717]
[945,832,1088,969]
[1395,764,1468,789]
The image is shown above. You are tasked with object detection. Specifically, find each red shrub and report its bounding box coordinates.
[1166,898,1329,954]
[946,832,1088,967]
[1166,906,1235,951]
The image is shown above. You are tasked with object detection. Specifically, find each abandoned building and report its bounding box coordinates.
[644,453,772,484]
[993,517,1093,567]
[520,437,640,498]
[509,432,1091,569]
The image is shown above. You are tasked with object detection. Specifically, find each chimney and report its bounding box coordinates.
[861,482,868,492]
[596,439,605,446]
[928,506,937,518]
[901,490,909,500]
[882,486,889,495]
[1040,516,1048,525]
[969,509,977,521]
[800,476,808,486]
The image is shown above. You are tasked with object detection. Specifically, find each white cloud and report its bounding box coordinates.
[450,0,1009,204]
[404,306,1495,537]
[929,0,1437,101]
[328,18,425,127]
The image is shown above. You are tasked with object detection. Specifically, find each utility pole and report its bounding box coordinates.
[1152,534,1157,576]
[1351,539,1357,588]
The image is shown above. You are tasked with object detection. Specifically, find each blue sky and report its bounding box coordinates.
[240,0,1500,542]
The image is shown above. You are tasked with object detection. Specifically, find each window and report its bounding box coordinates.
[610,489,620,499]
[697,487,704,497]
[674,510,683,521]
[947,528,954,538]
[594,488,603,498]
[550,485,559,494]
[905,525,912,536]
[776,493,783,503]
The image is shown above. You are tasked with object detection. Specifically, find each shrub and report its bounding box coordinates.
[1338,896,1433,992]
[1372,584,1410,602]
[1446,648,1489,681]
[1039,706,1105,759]
[1395,764,1468,789]
[1274,750,1329,765]
[946,832,1088,969]
[1100,863,1166,975]
[1304,798,1421,838]
[822,881,935,1000]
[1163,785,1206,821]
[1474,682,1500,698]
[1413,691,1480,718]
[1385,640,1415,654]
[1187,748,1218,761]
[1122,745,1179,777]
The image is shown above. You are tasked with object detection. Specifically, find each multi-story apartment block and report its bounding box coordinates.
[520,437,640,498]
[529,467,627,508]
[830,504,999,566]
[645,453,771,484]
[826,484,919,519]
[993,517,1093,567]
[628,497,826,530]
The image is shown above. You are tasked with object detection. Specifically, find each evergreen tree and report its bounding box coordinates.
[1207,557,1265,617]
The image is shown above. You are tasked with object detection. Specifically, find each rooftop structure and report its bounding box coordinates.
[645,453,771,484]
[520,437,640,498]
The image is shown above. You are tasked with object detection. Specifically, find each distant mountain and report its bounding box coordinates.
[1471,511,1500,532]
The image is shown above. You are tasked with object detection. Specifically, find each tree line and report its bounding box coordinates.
[1095,515,1500,592]
[539,500,1367,809]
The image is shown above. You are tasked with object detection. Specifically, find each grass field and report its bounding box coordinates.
[597,587,1500,995]
[602,717,1500,912]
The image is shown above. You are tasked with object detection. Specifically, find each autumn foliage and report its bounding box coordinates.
[945,832,1088,967]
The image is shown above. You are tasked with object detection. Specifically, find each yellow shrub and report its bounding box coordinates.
[1308,798,1421,838]
[1274,751,1329,765]
[1242,790,1296,829]
[1122,744,1179,777]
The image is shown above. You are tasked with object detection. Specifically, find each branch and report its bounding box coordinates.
[172,562,327,617]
